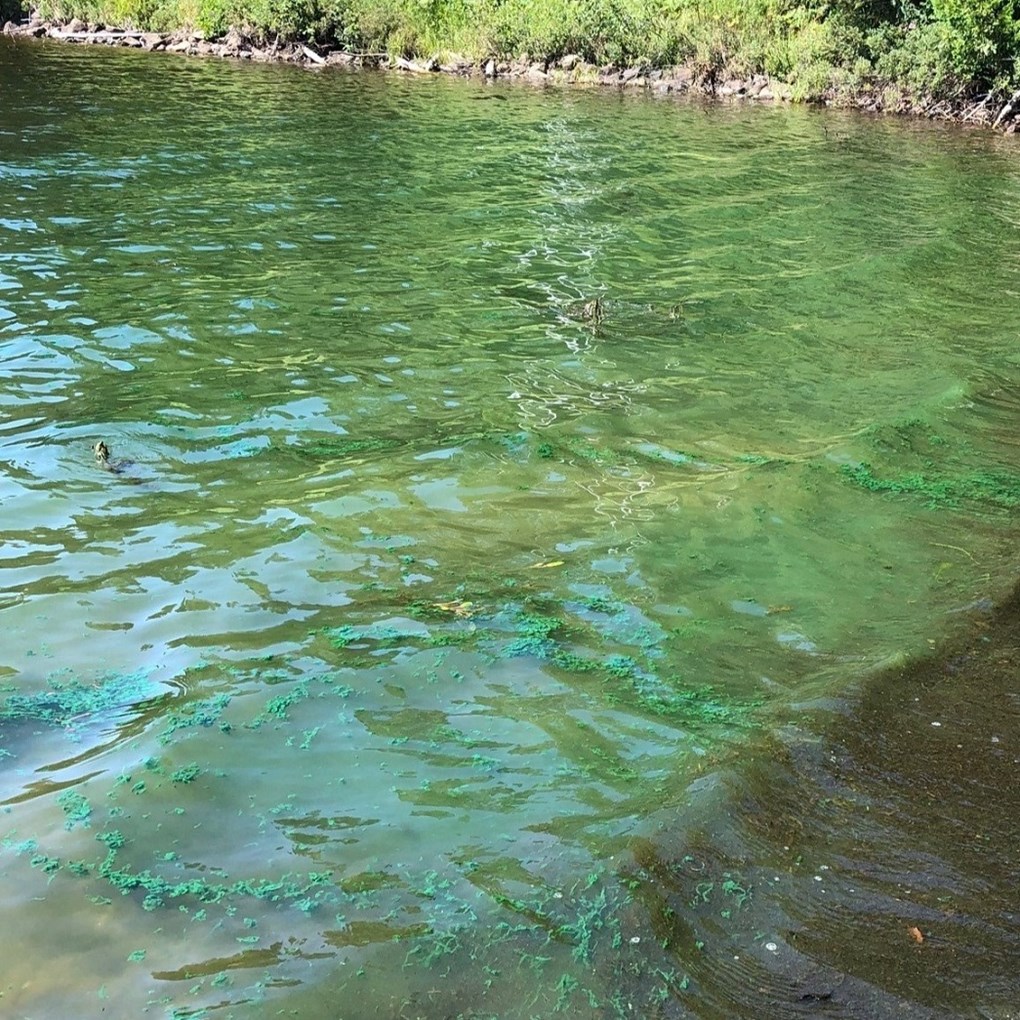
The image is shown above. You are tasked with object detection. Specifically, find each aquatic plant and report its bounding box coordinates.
[840,461,1020,511]
[0,670,158,731]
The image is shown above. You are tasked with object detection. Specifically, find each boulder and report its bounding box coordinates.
[483,57,496,77]
[559,53,581,71]
[222,26,246,51]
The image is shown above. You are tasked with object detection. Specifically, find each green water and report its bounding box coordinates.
[1,38,1019,1019]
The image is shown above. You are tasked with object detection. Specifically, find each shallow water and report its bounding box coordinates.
[1,38,1019,1019]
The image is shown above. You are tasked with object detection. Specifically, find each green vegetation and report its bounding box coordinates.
[15,0,1020,115]
[841,419,1020,511]
[840,460,1020,510]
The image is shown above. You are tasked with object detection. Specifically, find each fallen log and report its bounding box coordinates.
[993,87,1020,129]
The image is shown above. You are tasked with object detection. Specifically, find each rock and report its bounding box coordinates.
[223,26,246,51]
[325,51,354,66]
[440,53,470,74]
[141,32,163,50]
[621,66,642,82]
[559,53,581,71]
[757,87,774,101]
[67,17,87,32]
[1,21,15,35]
[395,56,436,73]
[483,58,496,78]
[652,80,674,94]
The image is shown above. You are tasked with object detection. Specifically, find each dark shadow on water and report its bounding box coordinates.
[635,586,1020,1019]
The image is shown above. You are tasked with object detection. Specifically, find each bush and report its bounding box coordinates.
[931,0,1020,91]
[872,19,961,97]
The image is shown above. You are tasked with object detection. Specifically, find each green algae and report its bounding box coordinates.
[170,764,202,784]
[841,461,1020,511]
[297,437,401,459]
[841,418,1020,512]
[57,791,92,829]
[0,670,158,732]
[0,578,752,1005]
[159,694,232,745]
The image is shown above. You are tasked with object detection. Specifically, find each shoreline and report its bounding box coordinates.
[4,14,1018,133]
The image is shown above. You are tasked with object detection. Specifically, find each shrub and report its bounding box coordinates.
[931,0,1020,92]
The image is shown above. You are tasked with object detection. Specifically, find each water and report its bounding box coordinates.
[1,38,1019,1019]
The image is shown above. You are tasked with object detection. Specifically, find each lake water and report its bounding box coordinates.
[1,37,1019,1020]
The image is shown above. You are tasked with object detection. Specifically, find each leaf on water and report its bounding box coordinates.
[528,560,564,569]
[766,605,794,614]
[907,926,924,944]
[431,600,475,617]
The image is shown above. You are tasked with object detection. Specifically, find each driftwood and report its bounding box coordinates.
[301,44,324,64]
[993,87,1020,129]
[960,94,991,123]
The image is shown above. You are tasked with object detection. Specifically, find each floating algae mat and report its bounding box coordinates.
[2,40,1020,1020]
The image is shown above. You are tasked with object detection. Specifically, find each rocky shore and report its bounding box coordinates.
[3,14,1017,131]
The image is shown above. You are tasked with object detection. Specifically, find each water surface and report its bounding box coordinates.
[1,38,1019,1019]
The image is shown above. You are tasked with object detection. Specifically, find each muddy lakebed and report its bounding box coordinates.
[1,37,1019,1019]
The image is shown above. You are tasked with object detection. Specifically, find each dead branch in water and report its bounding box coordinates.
[993,87,1020,129]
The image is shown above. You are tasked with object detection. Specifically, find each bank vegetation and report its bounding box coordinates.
[4,0,1020,125]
